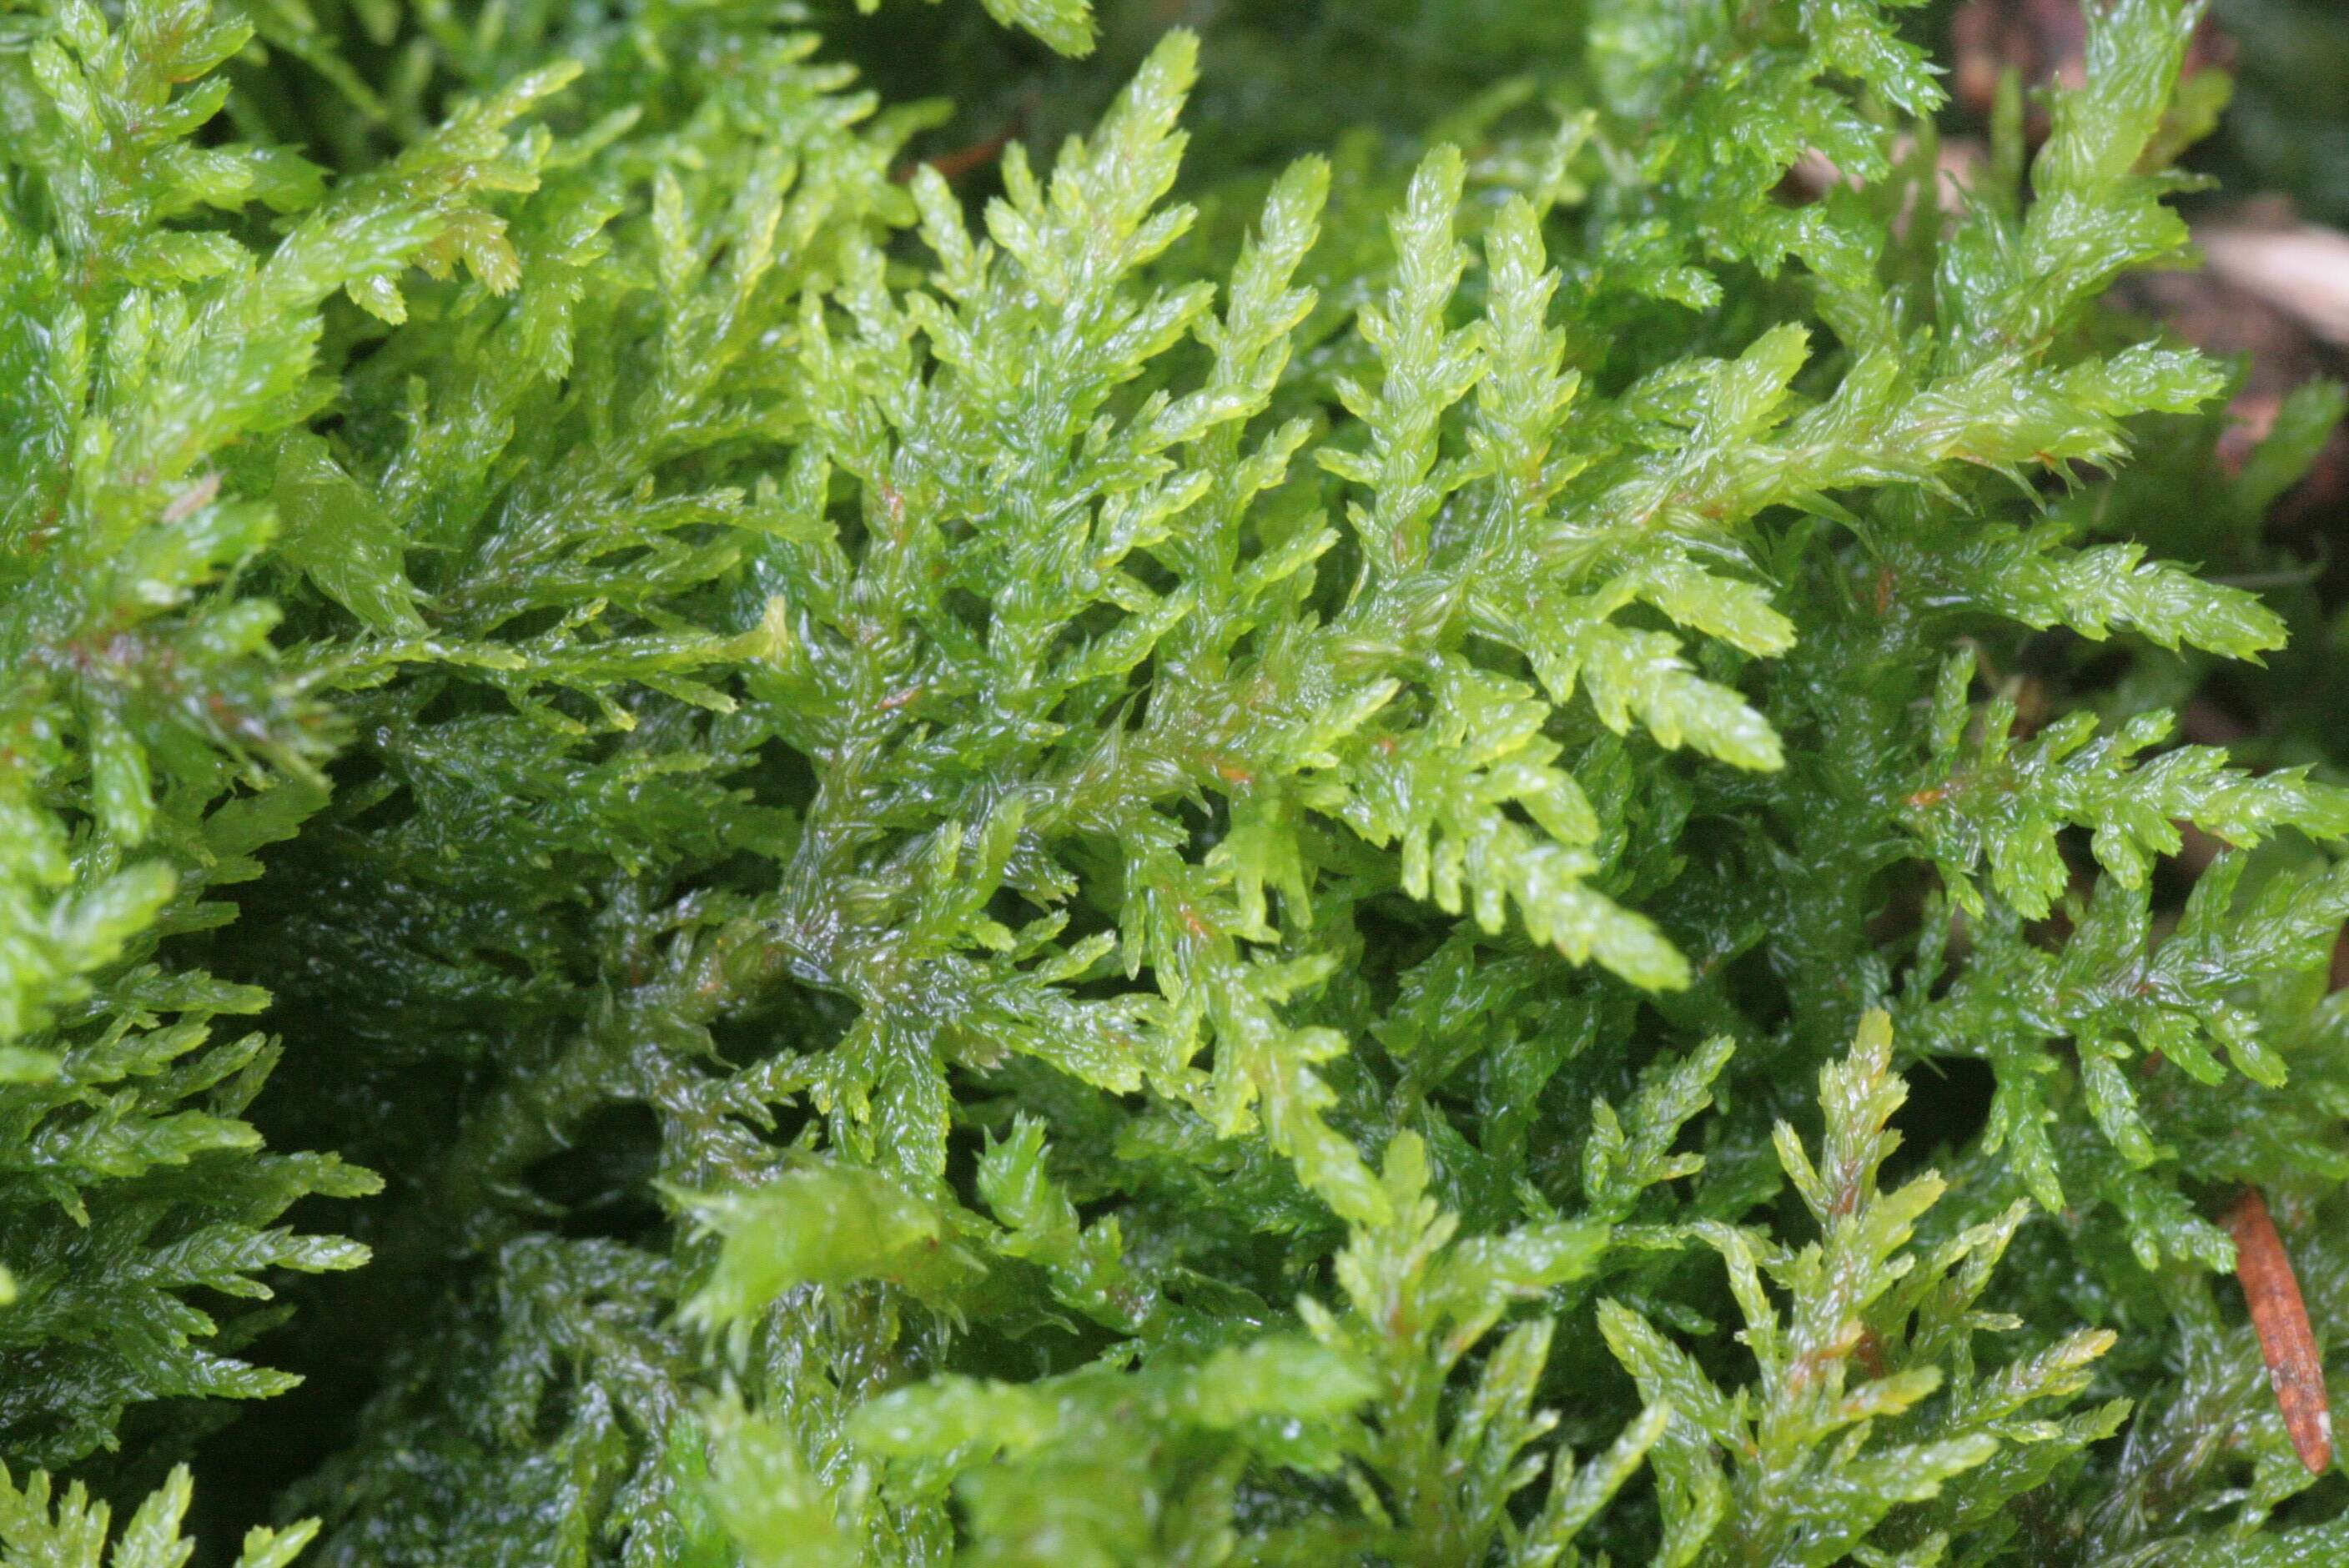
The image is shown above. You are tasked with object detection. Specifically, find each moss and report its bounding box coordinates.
[2,0,2344,1560]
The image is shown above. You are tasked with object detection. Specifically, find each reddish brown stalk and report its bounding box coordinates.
[895,124,1016,186]
[2227,1187,2335,1475]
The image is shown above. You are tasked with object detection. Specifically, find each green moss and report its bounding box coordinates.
[3,0,2346,1560]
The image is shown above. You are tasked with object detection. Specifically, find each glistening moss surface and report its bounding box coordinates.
[2,0,2346,1561]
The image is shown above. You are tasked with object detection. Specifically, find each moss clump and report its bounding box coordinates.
[3,0,2345,1560]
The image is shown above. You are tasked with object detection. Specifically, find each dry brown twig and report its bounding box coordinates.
[2200,219,2349,350]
